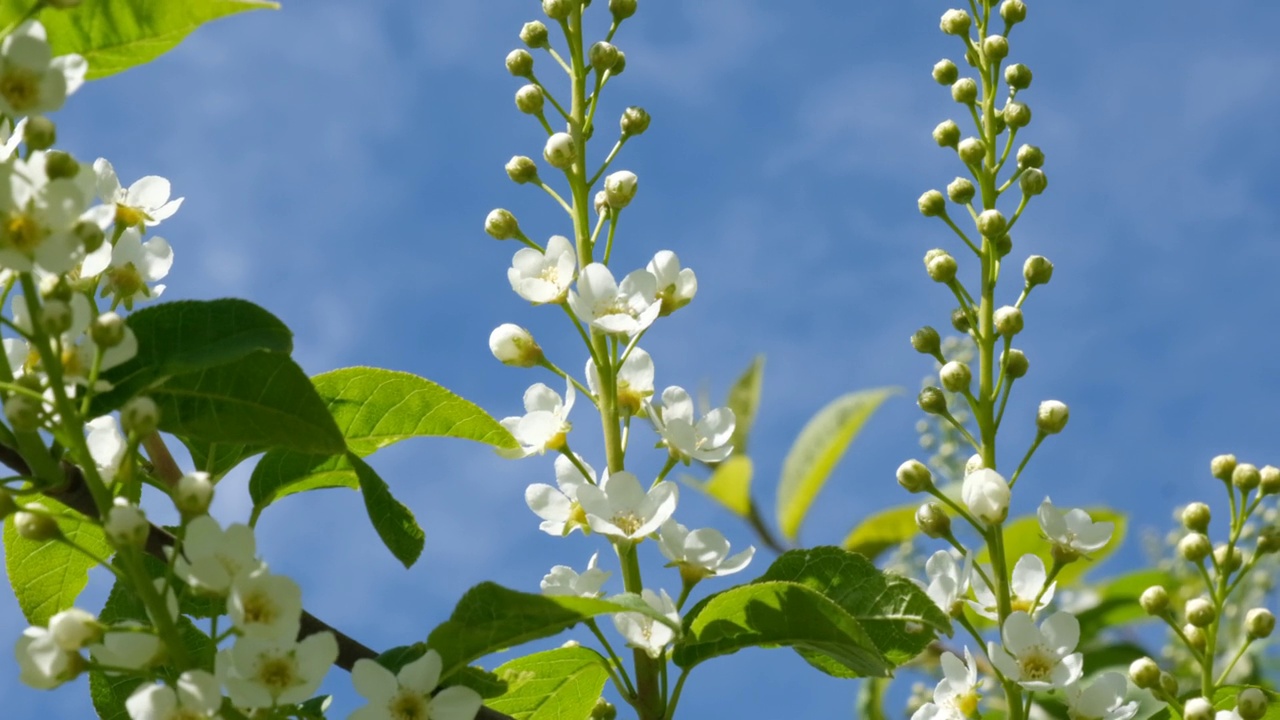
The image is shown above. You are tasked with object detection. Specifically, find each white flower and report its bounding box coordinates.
[47,607,101,650]
[508,234,576,304]
[498,381,575,458]
[911,648,982,720]
[656,519,754,580]
[15,625,81,689]
[989,611,1084,690]
[94,158,183,228]
[13,296,136,388]
[0,117,27,161]
[216,632,337,709]
[1038,497,1114,559]
[525,454,595,536]
[567,262,660,337]
[488,323,541,367]
[603,170,638,208]
[647,251,697,315]
[104,498,149,548]
[89,623,163,672]
[541,552,611,598]
[0,22,86,117]
[587,346,654,415]
[86,415,127,483]
[576,471,678,543]
[649,386,735,464]
[0,153,96,274]
[82,227,173,309]
[924,550,971,617]
[962,468,1010,524]
[228,570,303,640]
[970,554,1055,620]
[350,649,482,720]
[173,472,214,516]
[173,515,264,596]
[125,670,222,720]
[1064,671,1139,720]
[612,588,679,659]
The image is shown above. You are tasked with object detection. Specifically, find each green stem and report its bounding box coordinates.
[1006,432,1044,489]
[586,618,638,701]
[663,669,691,720]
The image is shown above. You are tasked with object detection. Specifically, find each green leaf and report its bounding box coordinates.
[182,440,262,481]
[311,367,517,456]
[249,451,360,510]
[427,583,678,680]
[978,507,1128,587]
[841,503,921,561]
[1080,641,1149,675]
[0,0,278,81]
[724,355,765,457]
[149,351,346,456]
[90,671,142,720]
[673,580,890,677]
[351,453,424,568]
[685,455,753,518]
[3,499,111,625]
[489,647,610,720]
[755,547,951,667]
[776,388,898,541]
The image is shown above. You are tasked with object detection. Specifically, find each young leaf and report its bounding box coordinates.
[3,499,111,625]
[776,388,898,541]
[0,0,279,81]
[350,453,425,568]
[488,647,611,720]
[723,355,765,457]
[977,508,1127,587]
[673,580,890,677]
[841,503,920,561]
[684,455,753,518]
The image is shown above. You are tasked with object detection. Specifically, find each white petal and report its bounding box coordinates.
[398,648,442,694]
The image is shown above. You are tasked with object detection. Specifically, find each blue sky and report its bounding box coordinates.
[4,0,1280,717]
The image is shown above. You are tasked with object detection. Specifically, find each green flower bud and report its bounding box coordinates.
[1178,533,1212,563]
[543,0,574,20]
[1036,400,1069,434]
[940,361,971,393]
[924,249,957,282]
[610,51,627,76]
[5,395,41,432]
[897,460,934,493]
[1211,454,1238,481]
[589,41,618,72]
[1000,0,1027,24]
[1181,502,1211,533]
[1260,465,1280,495]
[1005,63,1033,90]
[15,504,61,542]
[1233,463,1261,491]
[911,326,941,355]
[1184,625,1207,653]
[983,35,1009,61]
[916,502,952,539]
[947,177,975,204]
[1023,255,1054,286]
[506,49,535,77]
[485,208,521,240]
[976,209,1007,237]
[1257,527,1280,555]
[957,137,985,165]
[39,299,72,336]
[933,59,959,85]
[88,312,126,351]
[1185,698,1214,720]
[174,472,215,517]
[994,234,1013,258]
[933,120,961,148]
[74,220,106,254]
[121,396,160,437]
[1140,585,1170,615]
[1004,101,1031,129]
[1129,657,1161,690]
[1003,348,1029,378]
[609,0,637,20]
[918,190,947,217]
[44,150,79,179]
[918,386,948,415]
[544,132,576,169]
[1020,168,1048,196]
[1215,543,1244,573]
[950,307,971,333]
[1159,673,1179,698]
[951,78,978,104]
[24,115,56,150]
[1238,689,1269,720]
[1016,144,1044,170]
[591,697,618,720]
[1245,608,1275,639]
[994,306,1023,337]
[620,106,650,137]
[521,21,550,48]
[505,156,539,185]
[1185,597,1216,627]
[939,9,971,36]
[515,84,546,114]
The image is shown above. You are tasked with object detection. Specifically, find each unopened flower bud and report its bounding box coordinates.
[1129,657,1161,689]
[1003,348,1029,378]
[620,106,650,137]
[515,84,546,114]
[957,137,985,165]
[23,115,56,150]
[174,472,214,517]
[993,306,1023,337]
[45,150,79,180]
[1035,400,1069,435]
[542,0,574,20]
[940,361,971,393]
[593,190,610,216]
[521,21,550,48]
[1182,502,1211,533]
[916,502,952,539]
[1184,625,1207,653]
[1232,463,1261,491]
[1000,0,1027,24]
[609,0,637,20]
[933,120,961,148]
[489,324,543,368]
[610,51,627,76]
[590,697,618,720]
[1215,543,1243,572]
[505,156,540,185]
[1023,255,1053,287]
[951,78,978,104]
[1185,597,1216,627]
[1245,608,1275,639]
[543,132,576,169]
[1020,168,1048,196]
[925,249,957,283]
[918,387,948,415]
[121,396,160,436]
[962,468,1011,525]
[975,210,1006,238]
[1159,673,1179,698]
[964,453,985,476]
[49,608,101,651]
[1178,533,1211,563]
[1238,689,1269,720]
[918,190,947,218]
[485,208,521,240]
[994,233,1013,257]
[89,312,127,349]
[1260,465,1280,495]
[1005,63,1033,90]
[950,307,971,333]
[14,504,60,542]
[104,498,149,549]
[604,170,638,209]
[1004,101,1031,129]
[945,177,974,205]
[983,35,1009,61]
[5,395,41,432]
[1211,454,1237,481]
[939,9,971,36]
[1016,144,1044,169]
[1140,585,1170,615]
[932,59,959,85]
[74,220,105,254]
[911,326,941,355]
[506,49,534,77]
[589,42,618,72]
[1257,528,1280,555]
[1185,698,1214,720]
[39,299,72,336]
[897,460,934,493]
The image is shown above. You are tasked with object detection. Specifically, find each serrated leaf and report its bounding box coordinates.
[249,451,360,510]
[777,388,897,541]
[0,0,278,80]
[841,503,921,561]
[724,355,764,457]
[489,647,610,720]
[3,499,111,625]
[978,507,1127,587]
[90,671,143,720]
[685,455,753,518]
[351,453,424,568]
[312,367,517,455]
[755,547,951,667]
[673,580,890,677]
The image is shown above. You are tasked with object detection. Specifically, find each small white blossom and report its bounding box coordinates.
[0,22,86,117]
[649,386,735,464]
[172,515,264,596]
[0,117,26,161]
[1038,497,1114,559]
[924,550,971,617]
[911,647,982,720]
[81,227,173,309]
[0,153,97,274]
[48,608,101,651]
[541,552,611,598]
[94,158,184,228]
[125,670,222,720]
[962,468,1010,524]
[657,519,754,580]
[970,554,1055,620]
[1064,671,1139,720]
[15,625,81,689]
[228,570,304,641]
[647,251,697,315]
[172,471,214,516]
[351,649,482,720]
[104,498,149,548]
[577,471,678,543]
[990,611,1084,690]
[525,454,595,536]
[567,262,660,337]
[216,632,337,709]
[612,588,679,659]
[508,234,576,304]
[89,622,163,672]
[499,381,575,458]
[587,346,654,414]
